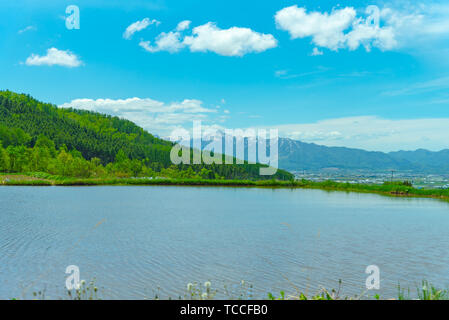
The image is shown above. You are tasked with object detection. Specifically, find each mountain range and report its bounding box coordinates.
[192,135,449,174]
[278,138,449,173]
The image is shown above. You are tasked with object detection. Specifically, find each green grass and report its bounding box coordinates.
[14,280,449,300]
[2,173,449,200]
[4,179,52,186]
[397,281,449,300]
[3,173,449,202]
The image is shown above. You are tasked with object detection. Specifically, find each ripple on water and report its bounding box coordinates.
[1,186,449,299]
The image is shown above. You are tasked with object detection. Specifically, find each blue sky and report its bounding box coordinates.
[2,0,449,151]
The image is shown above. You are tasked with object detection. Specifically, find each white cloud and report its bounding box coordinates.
[176,20,191,31]
[274,67,329,79]
[123,18,159,39]
[345,21,396,51]
[24,48,82,67]
[183,22,277,56]
[59,97,218,135]
[275,3,449,53]
[138,20,190,53]
[138,40,153,52]
[274,5,397,52]
[139,30,185,53]
[379,3,449,47]
[262,116,449,152]
[137,20,277,56]
[18,25,36,34]
[275,6,356,50]
[311,47,323,56]
[383,3,449,35]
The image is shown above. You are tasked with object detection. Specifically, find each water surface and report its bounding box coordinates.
[1,186,448,299]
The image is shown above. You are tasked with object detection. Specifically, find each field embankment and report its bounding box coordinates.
[2,173,449,202]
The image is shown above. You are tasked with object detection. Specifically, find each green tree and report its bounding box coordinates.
[0,142,10,172]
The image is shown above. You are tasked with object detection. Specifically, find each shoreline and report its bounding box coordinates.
[2,173,449,202]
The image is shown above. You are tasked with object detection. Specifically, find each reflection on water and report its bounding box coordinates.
[1,186,449,299]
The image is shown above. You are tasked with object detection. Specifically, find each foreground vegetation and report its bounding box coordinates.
[15,280,449,300]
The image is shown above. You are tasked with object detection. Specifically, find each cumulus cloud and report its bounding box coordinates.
[275,3,449,53]
[176,20,191,31]
[275,5,396,52]
[183,22,277,56]
[262,116,449,152]
[138,20,190,53]
[59,97,218,135]
[345,21,396,51]
[139,30,185,53]
[123,18,159,39]
[24,48,82,67]
[136,20,277,56]
[275,6,356,50]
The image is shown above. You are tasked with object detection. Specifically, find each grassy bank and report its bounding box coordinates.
[2,172,449,201]
[15,279,449,300]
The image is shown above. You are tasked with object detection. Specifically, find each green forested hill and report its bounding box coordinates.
[0,90,172,164]
[0,90,292,180]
